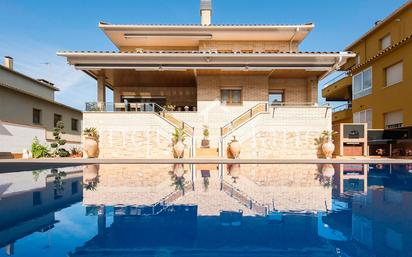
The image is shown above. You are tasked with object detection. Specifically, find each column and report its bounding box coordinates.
[306,76,318,105]
[97,71,106,104]
[97,205,106,237]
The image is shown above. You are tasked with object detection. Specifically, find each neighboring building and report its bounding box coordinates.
[323,1,412,131]
[58,0,354,159]
[0,56,82,158]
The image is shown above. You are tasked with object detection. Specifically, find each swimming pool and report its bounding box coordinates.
[1,163,411,256]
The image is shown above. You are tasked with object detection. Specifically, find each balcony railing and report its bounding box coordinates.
[332,103,352,112]
[85,102,195,136]
[322,72,349,89]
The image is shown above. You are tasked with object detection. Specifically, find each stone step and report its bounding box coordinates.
[196,147,219,157]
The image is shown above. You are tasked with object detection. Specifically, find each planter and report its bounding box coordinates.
[173,164,185,177]
[173,141,185,158]
[321,164,335,177]
[201,139,210,148]
[322,141,335,159]
[227,164,240,183]
[83,136,99,158]
[83,164,99,182]
[228,137,241,159]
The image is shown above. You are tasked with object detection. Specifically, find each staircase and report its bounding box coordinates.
[220,103,269,138]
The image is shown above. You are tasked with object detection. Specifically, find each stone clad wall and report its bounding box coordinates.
[222,107,331,159]
[83,113,183,159]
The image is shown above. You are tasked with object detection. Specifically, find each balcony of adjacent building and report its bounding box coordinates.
[331,103,352,124]
[322,73,352,102]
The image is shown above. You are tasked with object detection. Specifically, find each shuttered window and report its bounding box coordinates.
[385,62,403,87]
[384,111,403,129]
[380,34,391,50]
[353,109,372,128]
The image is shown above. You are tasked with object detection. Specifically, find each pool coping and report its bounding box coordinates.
[1,158,412,165]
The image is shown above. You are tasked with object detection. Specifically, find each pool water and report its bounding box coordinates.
[1,163,412,257]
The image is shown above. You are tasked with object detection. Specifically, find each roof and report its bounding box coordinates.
[98,22,315,49]
[58,50,346,55]
[345,0,412,50]
[99,21,315,28]
[57,50,355,80]
[351,32,412,71]
[0,81,81,113]
[0,64,59,91]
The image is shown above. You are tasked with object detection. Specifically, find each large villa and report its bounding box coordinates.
[58,0,354,159]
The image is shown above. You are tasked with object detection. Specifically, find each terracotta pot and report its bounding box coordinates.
[83,137,99,158]
[201,139,210,148]
[321,164,335,177]
[173,141,185,158]
[322,140,335,159]
[227,164,240,183]
[83,164,99,182]
[173,164,185,177]
[228,139,241,159]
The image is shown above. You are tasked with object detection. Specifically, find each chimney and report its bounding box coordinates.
[4,56,13,70]
[200,0,212,26]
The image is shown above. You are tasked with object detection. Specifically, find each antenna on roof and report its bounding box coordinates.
[200,0,212,26]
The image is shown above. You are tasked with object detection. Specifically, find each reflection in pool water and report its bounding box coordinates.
[0,163,412,256]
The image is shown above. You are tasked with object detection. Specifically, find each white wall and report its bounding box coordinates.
[0,121,46,153]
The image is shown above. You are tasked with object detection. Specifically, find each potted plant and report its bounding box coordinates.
[320,130,337,159]
[70,147,82,158]
[83,128,99,158]
[227,164,240,183]
[227,136,241,159]
[172,127,185,158]
[83,164,100,191]
[51,121,70,157]
[201,125,210,148]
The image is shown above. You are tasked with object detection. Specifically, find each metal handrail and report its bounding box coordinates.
[332,103,352,112]
[84,101,194,136]
[322,72,350,89]
[220,102,268,137]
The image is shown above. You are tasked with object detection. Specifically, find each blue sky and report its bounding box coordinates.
[0,0,407,109]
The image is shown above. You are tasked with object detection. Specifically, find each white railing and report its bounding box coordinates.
[332,103,352,112]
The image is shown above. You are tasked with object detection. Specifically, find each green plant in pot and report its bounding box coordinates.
[201,125,210,148]
[31,137,50,158]
[51,121,70,157]
[172,127,185,158]
[83,128,100,158]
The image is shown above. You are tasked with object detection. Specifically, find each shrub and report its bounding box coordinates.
[31,137,50,158]
[51,121,69,157]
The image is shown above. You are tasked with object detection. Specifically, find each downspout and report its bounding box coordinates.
[289,27,299,52]
[319,54,344,80]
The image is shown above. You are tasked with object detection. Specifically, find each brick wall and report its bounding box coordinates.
[199,40,299,52]
[269,78,308,103]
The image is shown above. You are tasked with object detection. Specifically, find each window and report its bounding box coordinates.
[54,114,62,127]
[380,34,391,50]
[353,109,372,128]
[33,191,42,206]
[385,111,403,129]
[269,90,284,105]
[352,68,372,99]
[71,118,79,131]
[221,89,242,104]
[385,62,403,87]
[71,181,79,194]
[33,109,41,125]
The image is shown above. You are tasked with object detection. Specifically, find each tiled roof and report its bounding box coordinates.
[59,50,345,55]
[99,22,314,27]
[351,33,412,71]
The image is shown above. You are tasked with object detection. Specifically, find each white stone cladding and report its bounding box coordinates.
[83,106,331,159]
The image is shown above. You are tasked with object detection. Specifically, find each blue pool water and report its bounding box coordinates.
[1,163,412,256]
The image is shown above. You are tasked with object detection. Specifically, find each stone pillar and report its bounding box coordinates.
[97,71,106,103]
[306,76,318,105]
[97,205,106,237]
